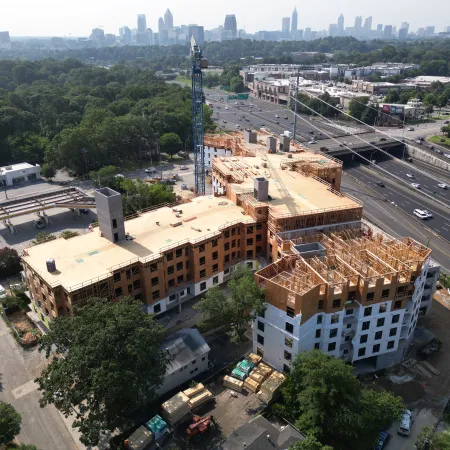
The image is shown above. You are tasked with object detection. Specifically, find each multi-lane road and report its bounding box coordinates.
[184,83,450,271]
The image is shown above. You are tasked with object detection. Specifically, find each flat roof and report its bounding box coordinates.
[23,196,254,290]
[1,163,36,172]
[213,149,359,217]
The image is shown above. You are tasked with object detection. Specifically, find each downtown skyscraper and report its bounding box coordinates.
[291,7,298,33]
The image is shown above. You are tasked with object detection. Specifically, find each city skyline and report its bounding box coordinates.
[1,0,449,37]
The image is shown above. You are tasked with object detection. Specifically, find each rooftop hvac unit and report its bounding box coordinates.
[46,258,56,273]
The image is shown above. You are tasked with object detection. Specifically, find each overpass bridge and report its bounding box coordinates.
[305,132,402,157]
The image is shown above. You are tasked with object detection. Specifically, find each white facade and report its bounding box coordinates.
[253,259,430,372]
[203,146,232,168]
[0,163,41,187]
[158,328,210,395]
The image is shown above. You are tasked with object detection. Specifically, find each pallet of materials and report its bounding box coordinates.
[145,415,168,441]
[231,367,247,381]
[183,383,205,399]
[243,377,261,393]
[188,388,214,409]
[237,360,254,375]
[249,368,266,384]
[161,392,191,425]
[223,375,244,392]
[260,371,286,397]
[247,353,262,365]
[256,362,273,379]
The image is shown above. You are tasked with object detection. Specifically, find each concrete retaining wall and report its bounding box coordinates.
[406,144,450,171]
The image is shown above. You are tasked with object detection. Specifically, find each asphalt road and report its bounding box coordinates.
[0,316,78,450]
[341,171,450,273]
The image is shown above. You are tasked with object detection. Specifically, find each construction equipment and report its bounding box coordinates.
[186,415,216,439]
[190,36,208,195]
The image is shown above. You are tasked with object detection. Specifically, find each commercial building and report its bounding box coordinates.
[291,8,298,34]
[158,328,210,395]
[224,15,238,38]
[164,9,174,30]
[351,80,416,95]
[0,163,41,187]
[282,17,291,35]
[253,224,434,372]
[0,31,11,50]
[137,14,147,33]
[405,76,450,90]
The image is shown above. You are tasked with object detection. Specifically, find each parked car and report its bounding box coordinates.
[444,120,450,124]
[413,209,432,219]
[376,181,385,187]
[375,431,390,450]
[397,410,413,436]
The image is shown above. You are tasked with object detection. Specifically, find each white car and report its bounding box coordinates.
[407,127,415,131]
[438,183,448,189]
[411,183,421,189]
[406,173,414,178]
[145,167,156,174]
[179,165,188,170]
[413,209,432,219]
[397,410,413,436]
[308,140,316,144]
[275,114,280,118]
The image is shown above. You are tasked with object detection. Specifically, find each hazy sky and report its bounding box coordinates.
[2,0,449,37]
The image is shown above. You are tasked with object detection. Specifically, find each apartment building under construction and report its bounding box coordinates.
[21,129,436,371]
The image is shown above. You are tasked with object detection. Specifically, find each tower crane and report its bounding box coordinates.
[190,37,208,194]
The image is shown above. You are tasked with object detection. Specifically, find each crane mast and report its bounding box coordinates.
[190,37,207,195]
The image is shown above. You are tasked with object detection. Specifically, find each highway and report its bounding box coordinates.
[341,173,450,274]
[344,163,450,242]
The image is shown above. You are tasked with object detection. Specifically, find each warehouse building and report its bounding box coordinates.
[0,163,41,186]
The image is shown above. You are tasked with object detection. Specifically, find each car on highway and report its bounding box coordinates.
[397,410,413,436]
[406,173,414,178]
[308,140,316,144]
[407,127,415,131]
[275,114,280,118]
[438,183,448,189]
[444,120,449,124]
[417,136,424,141]
[179,165,188,170]
[233,112,236,115]
[369,141,376,145]
[320,147,329,151]
[259,108,263,111]
[223,120,227,123]
[261,123,266,127]
[375,431,390,450]
[411,183,421,189]
[445,154,450,158]
[380,137,386,141]
[284,116,288,120]
[376,181,385,187]
[308,130,314,134]
[275,121,280,124]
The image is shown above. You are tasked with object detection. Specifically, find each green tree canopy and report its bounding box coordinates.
[275,351,404,450]
[35,297,167,446]
[159,132,182,158]
[194,266,265,343]
[40,163,56,179]
[290,436,334,450]
[0,247,22,278]
[384,89,400,104]
[415,426,450,450]
[0,402,22,445]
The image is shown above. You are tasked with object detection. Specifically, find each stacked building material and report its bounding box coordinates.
[237,359,255,375]
[223,375,244,392]
[145,415,168,441]
[161,392,191,425]
[244,377,261,393]
[188,388,214,409]
[231,367,247,381]
[247,353,262,365]
[260,370,286,400]
[183,383,205,399]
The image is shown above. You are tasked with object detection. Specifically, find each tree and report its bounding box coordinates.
[159,132,182,159]
[14,445,39,450]
[425,104,434,118]
[274,351,404,450]
[384,89,400,104]
[0,402,22,445]
[290,436,334,450]
[360,104,379,125]
[35,297,167,446]
[0,247,22,278]
[348,97,369,121]
[415,426,450,450]
[194,266,265,343]
[41,163,56,180]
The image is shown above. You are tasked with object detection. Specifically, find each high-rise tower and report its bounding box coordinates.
[164,9,174,29]
[224,15,238,38]
[137,14,147,33]
[291,7,298,33]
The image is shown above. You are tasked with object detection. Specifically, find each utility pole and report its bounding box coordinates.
[292,67,300,140]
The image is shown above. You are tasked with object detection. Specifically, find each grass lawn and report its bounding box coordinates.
[175,74,190,84]
[428,135,450,148]
[408,118,436,124]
